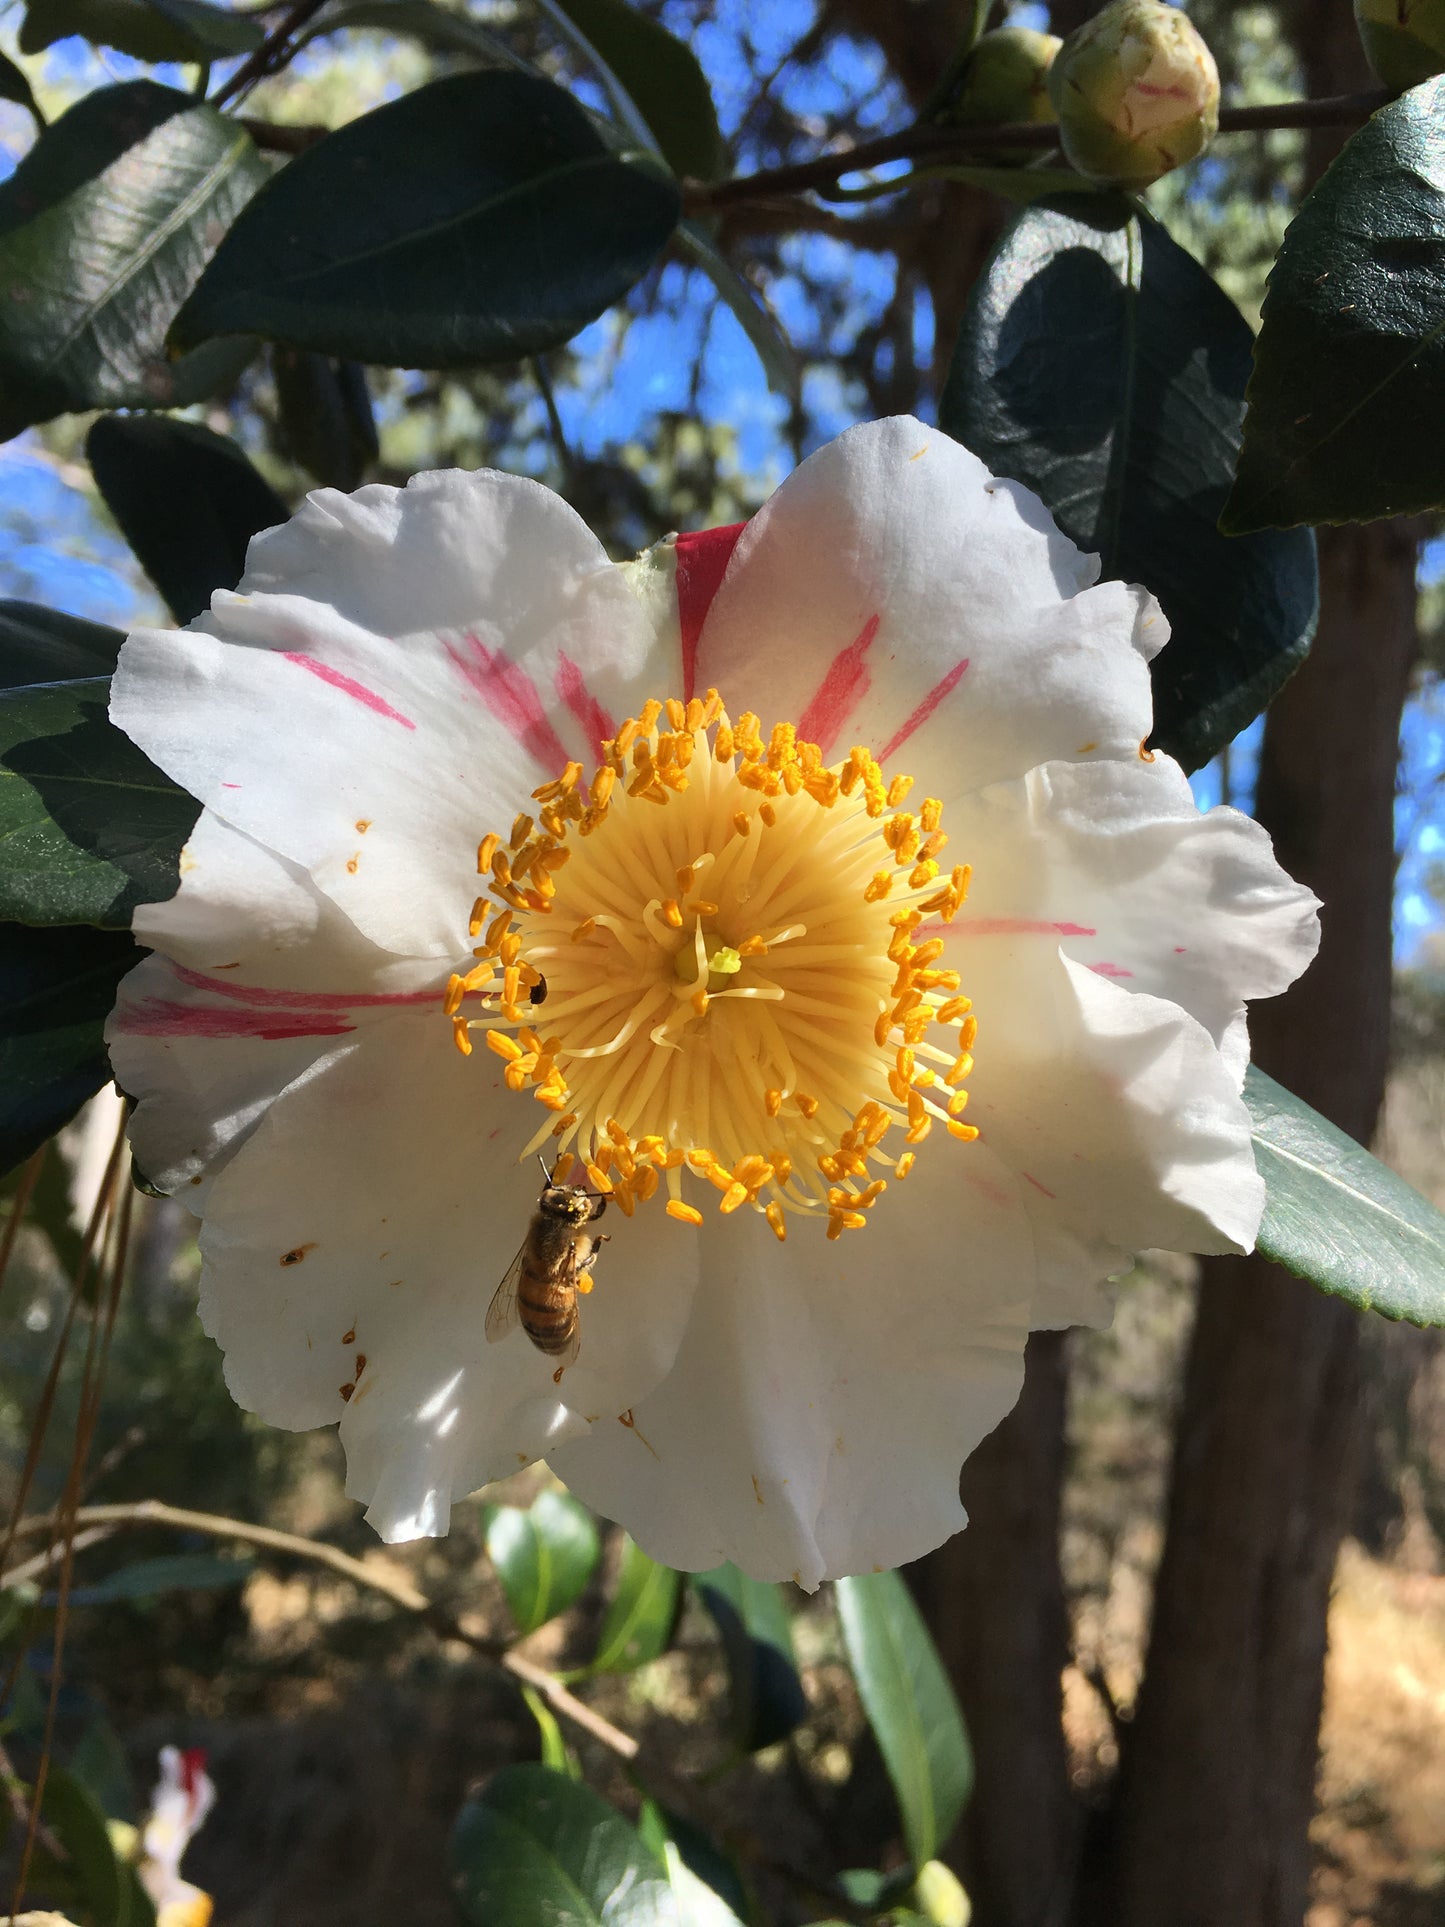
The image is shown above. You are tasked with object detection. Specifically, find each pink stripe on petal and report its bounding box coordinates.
[949,918,1098,939]
[1089,961,1134,978]
[281,653,416,730]
[675,522,746,701]
[172,963,439,1012]
[796,615,880,754]
[119,999,355,1041]
[447,636,568,770]
[877,657,969,763]
[1022,1172,1058,1200]
[555,654,616,765]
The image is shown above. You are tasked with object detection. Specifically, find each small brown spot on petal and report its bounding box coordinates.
[355,819,372,834]
[281,1242,317,1266]
[341,1327,355,1345]
[338,1383,354,1402]
[751,1474,765,1506]
[386,1278,404,1288]
[346,854,360,874]
[1138,738,1156,763]
[1077,741,1097,754]
[354,1353,367,1380]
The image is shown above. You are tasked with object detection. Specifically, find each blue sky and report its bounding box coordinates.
[1,4,1441,965]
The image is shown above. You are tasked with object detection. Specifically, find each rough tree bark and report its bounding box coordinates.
[1102,518,1422,1925]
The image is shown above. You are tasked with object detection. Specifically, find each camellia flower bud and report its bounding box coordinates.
[1048,0,1220,187]
[1354,0,1445,91]
[943,27,1062,136]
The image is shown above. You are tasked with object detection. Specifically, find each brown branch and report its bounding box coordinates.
[212,0,332,107]
[238,117,330,153]
[683,89,1390,215]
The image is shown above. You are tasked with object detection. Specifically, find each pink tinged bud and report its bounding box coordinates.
[944,28,1063,132]
[1048,0,1220,187]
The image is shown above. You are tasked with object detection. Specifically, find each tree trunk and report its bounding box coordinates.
[906,1333,1078,1926]
[1102,518,1421,1927]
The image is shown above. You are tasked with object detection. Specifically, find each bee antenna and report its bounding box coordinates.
[537,1153,553,1184]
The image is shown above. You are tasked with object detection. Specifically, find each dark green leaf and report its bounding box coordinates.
[694,1562,807,1751]
[835,1570,973,1868]
[171,71,681,368]
[21,0,262,61]
[588,1534,681,1674]
[519,1683,579,1777]
[273,347,378,491]
[451,1762,672,1927]
[0,81,267,438]
[485,1489,601,1635]
[0,48,42,126]
[942,193,1318,772]
[1223,77,1445,533]
[637,1800,749,1924]
[40,1765,154,1927]
[1247,1065,1445,1325]
[546,0,724,181]
[87,415,288,626]
[1,1128,87,1277]
[0,678,198,928]
[294,0,531,69]
[0,603,125,690]
[675,221,798,402]
[70,1717,137,1823]
[66,1552,255,1604]
[0,924,137,1178]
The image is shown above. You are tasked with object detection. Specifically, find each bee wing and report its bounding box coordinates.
[484,1242,528,1345]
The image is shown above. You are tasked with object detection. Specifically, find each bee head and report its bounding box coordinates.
[539,1184,597,1224]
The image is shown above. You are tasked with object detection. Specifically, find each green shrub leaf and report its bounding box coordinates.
[0,81,266,438]
[1224,77,1445,533]
[20,0,263,63]
[942,193,1318,772]
[1247,1066,1445,1326]
[835,1570,973,1869]
[172,71,681,368]
[484,1489,601,1635]
[588,1533,681,1673]
[546,0,724,181]
[694,1562,807,1751]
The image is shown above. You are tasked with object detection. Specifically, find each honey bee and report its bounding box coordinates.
[485,1168,608,1375]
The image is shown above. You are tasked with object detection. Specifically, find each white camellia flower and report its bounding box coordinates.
[108,416,1318,1586]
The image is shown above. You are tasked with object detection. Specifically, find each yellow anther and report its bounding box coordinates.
[732,810,751,836]
[443,974,465,1017]
[919,797,942,833]
[886,773,915,808]
[452,1017,473,1056]
[864,872,892,903]
[759,801,777,827]
[551,1113,578,1136]
[477,833,500,873]
[509,812,533,848]
[571,917,597,943]
[895,1151,916,1180]
[688,900,719,917]
[795,1092,819,1119]
[909,860,940,888]
[714,722,735,761]
[947,1120,979,1141]
[937,996,972,1024]
[947,1053,974,1085]
[585,1163,614,1194]
[766,1202,786,1241]
[665,697,686,730]
[764,1088,783,1117]
[949,1089,970,1116]
[485,1030,523,1062]
[772,1154,792,1184]
[719,1182,749,1214]
[676,864,696,894]
[667,1200,704,1226]
[661,899,684,929]
[691,989,710,1017]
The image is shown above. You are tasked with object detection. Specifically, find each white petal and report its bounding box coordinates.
[111,469,668,959]
[108,813,444,1203]
[195,1013,698,1540]
[553,1136,1120,1585]
[693,416,1160,792]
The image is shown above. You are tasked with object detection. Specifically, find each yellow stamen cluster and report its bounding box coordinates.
[445,691,976,1240]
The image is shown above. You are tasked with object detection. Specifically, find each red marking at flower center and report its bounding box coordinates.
[119,998,355,1042]
[675,522,745,701]
[281,653,416,729]
[877,658,969,762]
[555,654,616,765]
[172,963,440,1012]
[797,614,880,755]
[447,635,568,769]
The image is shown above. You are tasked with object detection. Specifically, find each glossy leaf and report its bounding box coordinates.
[835,1570,973,1869]
[942,193,1318,772]
[273,348,378,491]
[694,1562,807,1751]
[519,1683,579,1777]
[484,1489,601,1635]
[588,1534,681,1673]
[66,1551,255,1603]
[0,677,198,929]
[39,1765,158,1927]
[0,603,125,688]
[1247,1066,1445,1326]
[0,922,137,1179]
[451,1762,673,1927]
[20,0,262,62]
[0,82,267,438]
[637,1800,748,1926]
[675,220,799,401]
[87,415,288,626]
[1224,77,1445,532]
[295,0,533,71]
[547,0,724,181]
[172,71,681,368]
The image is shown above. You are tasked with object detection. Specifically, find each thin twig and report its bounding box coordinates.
[211,0,331,108]
[684,89,1389,214]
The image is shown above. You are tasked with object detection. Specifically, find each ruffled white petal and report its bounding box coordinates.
[553,1136,1114,1586]
[693,417,1161,797]
[111,469,671,959]
[195,1009,697,1540]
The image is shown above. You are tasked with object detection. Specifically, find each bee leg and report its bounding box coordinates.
[587,1194,607,1221]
